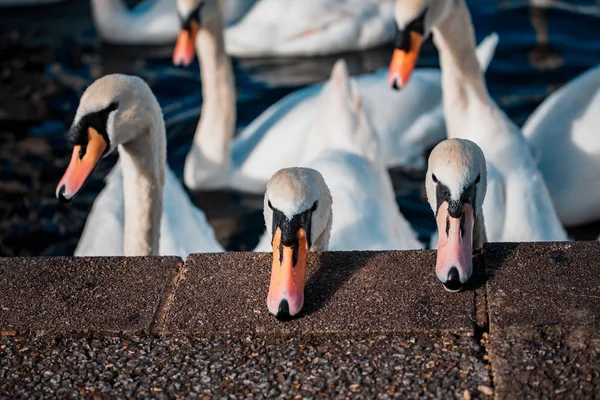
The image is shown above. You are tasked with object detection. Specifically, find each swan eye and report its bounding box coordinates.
[475,174,480,184]
[268,200,273,210]
[311,201,318,212]
[432,174,438,183]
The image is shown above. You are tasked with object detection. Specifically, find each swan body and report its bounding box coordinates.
[91,0,180,45]
[256,59,422,253]
[225,0,396,57]
[261,61,421,317]
[174,0,499,193]
[56,74,222,258]
[91,0,256,45]
[222,0,258,25]
[389,0,567,242]
[73,162,223,257]
[229,32,497,193]
[522,64,600,227]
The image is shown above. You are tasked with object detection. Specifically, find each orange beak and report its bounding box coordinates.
[388,32,423,89]
[434,201,475,292]
[173,20,199,66]
[56,127,107,202]
[267,227,309,319]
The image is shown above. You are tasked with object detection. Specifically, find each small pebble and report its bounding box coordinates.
[478,385,494,395]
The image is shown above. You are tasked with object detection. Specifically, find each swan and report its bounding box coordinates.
[55,73,223,257]
[224,0,396,58]
[388,0,568,242]
[221,0,258,25]
[174,0,498,192]
[258,60,422,318]
[522,64,600,227]
[90,0,180,45]
[261,167,332,318]
[425,138,487,292]
[90,0,257,45]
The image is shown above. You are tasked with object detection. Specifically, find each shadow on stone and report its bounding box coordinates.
[480,242,520,287]
[300,251,377,317]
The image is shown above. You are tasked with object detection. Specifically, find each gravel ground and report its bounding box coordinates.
[0,333,492,399]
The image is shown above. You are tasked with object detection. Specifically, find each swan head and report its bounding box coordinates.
[388,0,452,89]
[263,167,333,319]
[425,138,487,292]
[56,74,159,202]
[173,0,221,66]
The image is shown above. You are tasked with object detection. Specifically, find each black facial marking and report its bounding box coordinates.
[445,216,450,237]
[67,102,118,158]
[179,2,204,31]
[271,206,314,267]
[394,7,427,51]
[435,180,451,217]
[435,175,479,219]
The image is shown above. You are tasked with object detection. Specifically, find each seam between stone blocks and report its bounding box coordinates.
[473,252,495,397]
[149,258,187,336]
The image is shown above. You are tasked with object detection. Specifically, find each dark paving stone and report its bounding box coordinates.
[488,326,600,399]
[484,242,600,399]
[484,242,600,330]
[166,251,476,336]
[0,257,182,335]
[0,333,492,399]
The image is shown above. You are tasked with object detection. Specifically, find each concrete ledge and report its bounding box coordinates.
[0,243,597,338]
[164,250,476,336]
[0,256,182,335]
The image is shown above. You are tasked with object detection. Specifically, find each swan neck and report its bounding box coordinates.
[433,0,491,138]
[312,212,332,251]
[473,212,487,249]
[118,116,166,256]
[195,15,236,165]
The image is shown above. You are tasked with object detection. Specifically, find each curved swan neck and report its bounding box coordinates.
[195,13,236,164]
[473,212,487,249]
[312,212,332,251]
[118,109,166,256]
[433,0,491,138]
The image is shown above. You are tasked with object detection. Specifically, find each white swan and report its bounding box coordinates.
[259,60,422,318]
[56,74,223,257]
[522,64,600,227]
[90,0,257,45]
[174,0,498,192]
[425,138,487,292]
[221,0,258,25]
[261,167,332,318]
[224,0,396,58]
[173,0,238,189]
[90,0,180,45]
[389,0,568,242]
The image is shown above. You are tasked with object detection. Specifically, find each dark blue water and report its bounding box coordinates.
[0,0,599,255]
